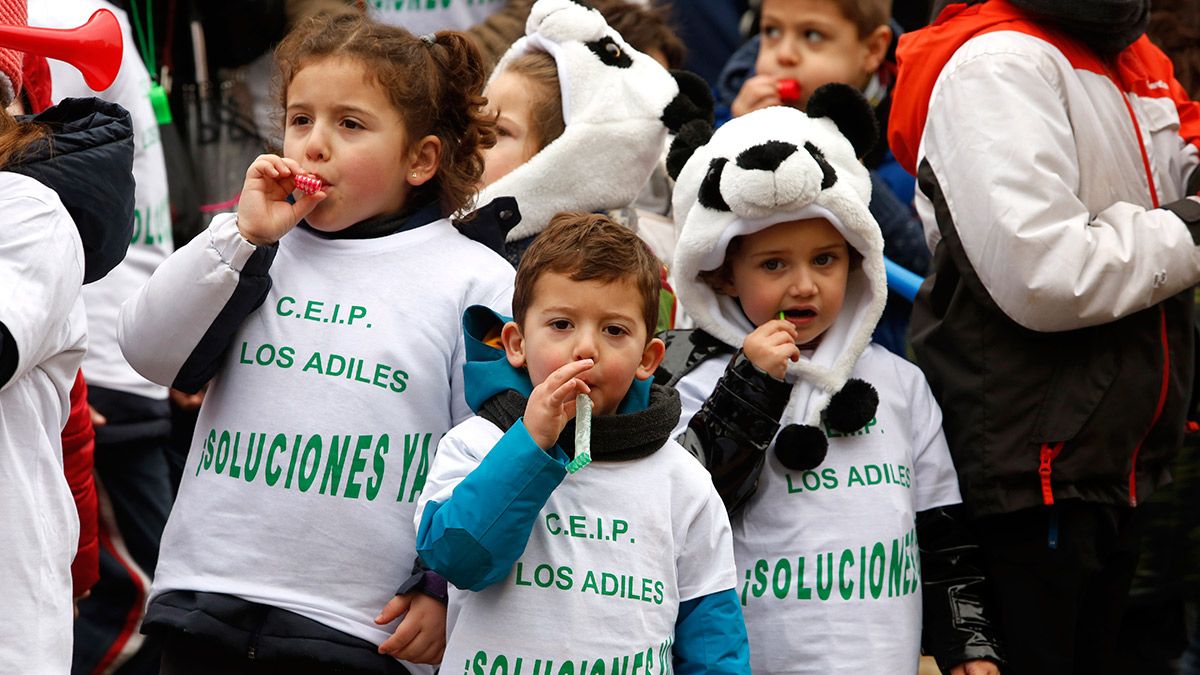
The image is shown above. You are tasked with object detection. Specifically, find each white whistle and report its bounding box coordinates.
[567,393,593,474]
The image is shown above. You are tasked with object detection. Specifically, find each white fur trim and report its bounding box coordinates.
[696,204,846,271]
[671,105,886,429]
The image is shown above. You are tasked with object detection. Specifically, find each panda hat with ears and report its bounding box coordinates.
[670,85,887,471]
[472,0,712,243]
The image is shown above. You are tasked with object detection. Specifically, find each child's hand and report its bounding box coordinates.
[73,590,90,620]
[732,74,783,118]
[742,319,800,380]
[950,659,1000,675]
[87,404,107,428]
[236,154,325,246]
[375,591,446,664]
[524,359,593,450]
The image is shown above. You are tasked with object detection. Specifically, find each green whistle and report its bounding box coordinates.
[149,84,172,125]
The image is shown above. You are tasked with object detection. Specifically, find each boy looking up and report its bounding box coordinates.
[414,213,749,674]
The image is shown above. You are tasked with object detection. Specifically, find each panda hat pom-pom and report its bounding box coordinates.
[823,378,878,434]
[775,425,829,472]
[670,85,891,455]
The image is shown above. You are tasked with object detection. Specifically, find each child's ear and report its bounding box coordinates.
[862,24,892,78]
[407,134,442,187]
[636,337,666,380]
[500,321,527,369]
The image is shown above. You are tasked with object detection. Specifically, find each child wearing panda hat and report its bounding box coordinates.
[658,85,1003,674]
[468,0,710,281]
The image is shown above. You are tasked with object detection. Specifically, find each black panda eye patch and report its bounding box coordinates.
[804,142,837,190]
[698,158,731,212]
[587,36,633,68]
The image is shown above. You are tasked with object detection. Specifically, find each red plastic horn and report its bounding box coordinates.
[0,9,123,92]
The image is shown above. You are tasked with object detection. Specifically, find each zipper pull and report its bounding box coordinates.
[1039,442,1065,506]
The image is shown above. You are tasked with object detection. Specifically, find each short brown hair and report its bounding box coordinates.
[502,52,565,153]
[765,0,891,39]
[513,212,661,340]
[275,13,496,216]
[838,0,892,38]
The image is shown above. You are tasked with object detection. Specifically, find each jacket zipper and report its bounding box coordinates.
[1110,62,1167,506]
[1128,306,1171,506]
[1039,441,1064,505]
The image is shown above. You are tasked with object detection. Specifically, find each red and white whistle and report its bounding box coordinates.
[294,174,324,195]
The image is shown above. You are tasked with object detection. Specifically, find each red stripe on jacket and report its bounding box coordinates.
[889,0,1200,176]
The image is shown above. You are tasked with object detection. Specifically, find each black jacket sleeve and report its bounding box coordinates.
[172,243,277,393]
[677,350,792,513]
[918,504,1005,672]
[0,322,15,388]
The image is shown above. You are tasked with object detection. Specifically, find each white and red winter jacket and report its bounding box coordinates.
[889,0,1200,517]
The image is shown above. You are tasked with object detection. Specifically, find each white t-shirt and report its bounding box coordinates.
[419,416,737,670]
[365,0,500,35]
[128,214,512,667]
[29,0,174,401]
[674,343,962,674]
[0,173,86,672]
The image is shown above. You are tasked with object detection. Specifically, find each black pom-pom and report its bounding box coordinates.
[697,157,731,212]
[805,83,879,158]
[666,119,714,180]
[822,378,879,434]
[661,70,715,133]
[774,424,828,471]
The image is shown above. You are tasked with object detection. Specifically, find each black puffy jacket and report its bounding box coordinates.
[8,97,135,283]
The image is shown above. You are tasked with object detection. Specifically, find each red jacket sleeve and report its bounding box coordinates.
[62,370,99,597]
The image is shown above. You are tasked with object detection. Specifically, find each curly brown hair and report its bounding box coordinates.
[0,109,45,169]
[275,13,497,216]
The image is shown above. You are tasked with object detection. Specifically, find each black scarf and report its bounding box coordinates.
[936,1,1149,54]
[1009,0,1149,53]
[478,384,682,462]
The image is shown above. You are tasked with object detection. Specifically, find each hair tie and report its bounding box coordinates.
[420,33,436,45]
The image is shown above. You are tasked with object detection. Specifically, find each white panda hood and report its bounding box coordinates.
[670,88,887,430]
[473,0,706,243]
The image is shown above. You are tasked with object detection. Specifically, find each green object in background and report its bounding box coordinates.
[132,1,173,125]
[149,83,172,125]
